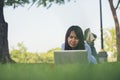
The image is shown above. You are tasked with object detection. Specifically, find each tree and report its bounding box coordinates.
[104,27,117,61]
[108,0,120,61]
[104,27,116,53]
[0,0,14,63]
[0,0,71,63]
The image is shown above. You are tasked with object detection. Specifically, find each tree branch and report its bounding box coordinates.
[115,0,120,10]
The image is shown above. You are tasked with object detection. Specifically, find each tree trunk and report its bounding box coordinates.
[108,0,120,61]
[0,0,15,63]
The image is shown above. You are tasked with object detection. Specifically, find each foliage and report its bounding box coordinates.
[104,27,117,61]
[10,42,61,63]
[104,27,117,53]
[39,47,60,63]
[4,0,72,8]
[108,0,120,61]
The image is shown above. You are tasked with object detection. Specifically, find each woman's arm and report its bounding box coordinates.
[85,41,97,64]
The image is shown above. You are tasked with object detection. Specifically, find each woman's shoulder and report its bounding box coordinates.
[61,43,65,50]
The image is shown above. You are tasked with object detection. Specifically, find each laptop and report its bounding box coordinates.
[54,50,88,64]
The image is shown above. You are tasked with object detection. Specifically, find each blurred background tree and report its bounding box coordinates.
[10,42,60,63]
[104,27,117,62]
[0,0,71,63]
[108,0,120,61]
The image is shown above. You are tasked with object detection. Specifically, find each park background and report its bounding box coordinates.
[4,0,120,53]
[1,1,120,80]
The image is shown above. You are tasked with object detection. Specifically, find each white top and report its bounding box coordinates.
[61,41,97,64]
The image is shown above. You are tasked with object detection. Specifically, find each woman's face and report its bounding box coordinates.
[68,31,79,49]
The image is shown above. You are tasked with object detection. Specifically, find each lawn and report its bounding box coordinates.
[0,62,120,80]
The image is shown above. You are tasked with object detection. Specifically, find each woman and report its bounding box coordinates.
[61,25,97,64]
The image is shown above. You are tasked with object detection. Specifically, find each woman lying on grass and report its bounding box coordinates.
[61,25,97,64]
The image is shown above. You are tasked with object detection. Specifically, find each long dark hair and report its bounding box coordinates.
[64,25,85,50]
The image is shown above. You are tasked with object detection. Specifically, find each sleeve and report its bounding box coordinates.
[85,41,97,64]
[61,43,65,50]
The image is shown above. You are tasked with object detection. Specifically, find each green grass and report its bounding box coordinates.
[0,62,120,80]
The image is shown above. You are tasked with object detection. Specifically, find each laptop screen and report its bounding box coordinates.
[54,50,88,64]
